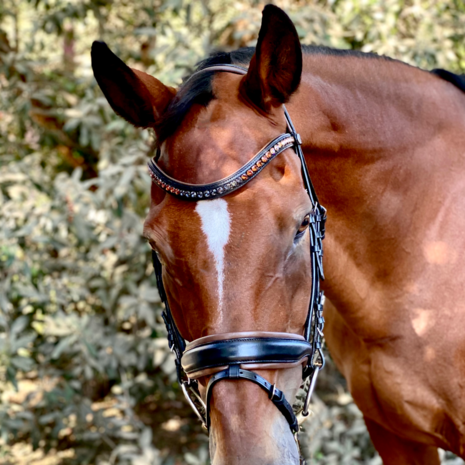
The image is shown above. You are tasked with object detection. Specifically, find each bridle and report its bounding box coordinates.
[147,64,326,435]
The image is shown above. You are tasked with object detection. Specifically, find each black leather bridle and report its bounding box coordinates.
[147,64,326,434]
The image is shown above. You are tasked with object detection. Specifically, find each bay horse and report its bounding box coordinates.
[91,4,465,464]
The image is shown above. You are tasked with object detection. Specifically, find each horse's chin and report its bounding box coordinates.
[209,425,300,465]
[208,389,301,465]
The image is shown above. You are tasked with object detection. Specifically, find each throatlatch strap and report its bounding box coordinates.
[206,365,299,433]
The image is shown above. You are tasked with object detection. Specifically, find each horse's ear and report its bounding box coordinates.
[91,41,176,128]
[240,5,302,112]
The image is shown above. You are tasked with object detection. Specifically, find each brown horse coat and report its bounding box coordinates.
[304,53,465,463]
[92,5,465,464]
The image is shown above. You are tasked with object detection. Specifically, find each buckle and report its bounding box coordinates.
[269,384,276,399]
[301,366,320,417]
[269,385,283,402]
[181,381,207,429]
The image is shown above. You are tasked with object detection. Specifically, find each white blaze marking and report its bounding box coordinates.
[195,199,231,310]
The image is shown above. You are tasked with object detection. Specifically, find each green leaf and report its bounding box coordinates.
[11,315,29,336]
[11,332,37,352]
[11,355,34,371]
[38,412,57,425]
[63,118,81,133]
[51,334,77,359]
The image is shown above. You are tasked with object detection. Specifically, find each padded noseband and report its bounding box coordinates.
[182,332,313,377]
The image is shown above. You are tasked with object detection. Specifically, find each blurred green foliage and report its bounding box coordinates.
[1,1,464,464]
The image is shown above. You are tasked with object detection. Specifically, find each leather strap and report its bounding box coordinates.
[185,330,306,348]
[186,64,248,77]
[182,336,313,376]
[148,134,295,200]
[206,365,299,433]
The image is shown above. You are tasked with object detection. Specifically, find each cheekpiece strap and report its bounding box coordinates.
[152,251,185,379]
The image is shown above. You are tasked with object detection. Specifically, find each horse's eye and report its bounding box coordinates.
[296,214,310,236]
[148,240,166,265]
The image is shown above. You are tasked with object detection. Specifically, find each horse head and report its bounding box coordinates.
[92,5,324,464]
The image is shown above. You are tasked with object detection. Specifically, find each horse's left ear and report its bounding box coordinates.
[240,5,302,112]
[91,41,176,128]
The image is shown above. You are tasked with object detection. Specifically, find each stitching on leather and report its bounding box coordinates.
[186,337,310,349]
[185,359,304,372]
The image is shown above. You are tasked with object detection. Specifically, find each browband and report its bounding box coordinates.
[148,134,295,200]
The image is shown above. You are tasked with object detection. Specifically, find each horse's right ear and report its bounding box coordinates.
[91,41,176,128]
[240,5,302,113]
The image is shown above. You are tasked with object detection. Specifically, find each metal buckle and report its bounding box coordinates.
[301,366,320,417]
[181,381,207,429]
[269,384,276,400]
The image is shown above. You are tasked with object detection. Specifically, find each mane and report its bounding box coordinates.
[155,45,465,145]
[431,68,465,93]
[154,47,255,145]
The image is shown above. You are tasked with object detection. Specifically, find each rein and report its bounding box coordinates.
[147,64,326,434]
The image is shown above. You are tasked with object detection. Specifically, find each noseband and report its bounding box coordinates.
[147,64,326,434]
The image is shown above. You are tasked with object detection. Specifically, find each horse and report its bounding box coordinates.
[91,4,465,464]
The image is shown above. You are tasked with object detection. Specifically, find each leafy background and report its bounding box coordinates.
[1,0,464,464]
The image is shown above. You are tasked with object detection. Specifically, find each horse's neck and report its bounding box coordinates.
[294,54,465,339]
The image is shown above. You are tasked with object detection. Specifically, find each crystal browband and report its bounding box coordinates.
[148,133,295,200]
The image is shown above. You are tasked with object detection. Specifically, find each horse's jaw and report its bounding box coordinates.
[205,370,302,465]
